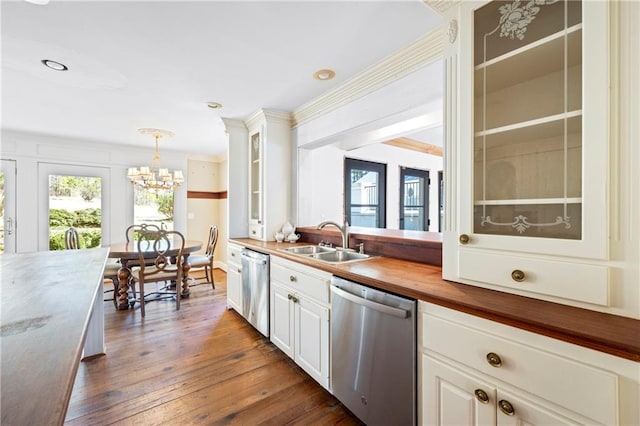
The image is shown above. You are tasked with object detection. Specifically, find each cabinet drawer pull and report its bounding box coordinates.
[289,275,297,282]
[459,234,470,244]
[291,296,298,303]
[498,399,515,416]
[252,230,257,235]
[486,352,502,368]
[474,389,490,404]
[511,269,526,282]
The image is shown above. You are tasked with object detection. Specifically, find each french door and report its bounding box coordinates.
[399,167,429,231]
[38,163,111,251]
[1,159,17,253]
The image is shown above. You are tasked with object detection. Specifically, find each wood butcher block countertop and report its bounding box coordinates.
[1,248,109,425]
[231,238,640,362]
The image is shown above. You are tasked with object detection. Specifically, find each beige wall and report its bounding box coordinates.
[186,159,227,268]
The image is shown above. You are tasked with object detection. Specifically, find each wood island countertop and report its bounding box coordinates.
[231,238,640,362]
[1,248,109,426]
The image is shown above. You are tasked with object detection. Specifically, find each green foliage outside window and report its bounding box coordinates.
[156,193,174,220]
[49,208,102,250]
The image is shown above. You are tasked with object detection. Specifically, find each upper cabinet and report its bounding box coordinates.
[442,0,631,311]
[249,128,263,228]
[245,109,292,241]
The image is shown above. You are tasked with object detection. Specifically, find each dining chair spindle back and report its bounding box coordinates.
[64,227,120,306]
[187,225,218,289]
[129,229,185,317]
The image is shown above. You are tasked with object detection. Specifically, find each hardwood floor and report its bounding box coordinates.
[66,270,362,425]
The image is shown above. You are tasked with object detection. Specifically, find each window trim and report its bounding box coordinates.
[344,157,386,228]
[399,166,429,231]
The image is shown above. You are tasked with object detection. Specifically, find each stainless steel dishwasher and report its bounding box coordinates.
[240,249,269,337]
[331,276,416,426]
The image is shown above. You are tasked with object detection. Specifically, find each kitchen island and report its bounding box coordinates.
[1,248,108,425]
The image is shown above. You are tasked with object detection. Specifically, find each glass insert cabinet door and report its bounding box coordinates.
[463,0,608,259]
[249,129,262,224]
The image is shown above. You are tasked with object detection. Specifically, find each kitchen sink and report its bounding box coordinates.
[279,245,372,263]
[311,250,371,263]
[279,245,336,255]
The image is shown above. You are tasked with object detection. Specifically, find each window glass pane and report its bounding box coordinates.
[403,175,424,206]
[350,170,379,205]
[0,170,5,253]
[133,188,174,230]
[403,207,425,231]
[350,206,378,228]
[48,175,102,250]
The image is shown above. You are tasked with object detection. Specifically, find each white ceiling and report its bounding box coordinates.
[1,0,442,158]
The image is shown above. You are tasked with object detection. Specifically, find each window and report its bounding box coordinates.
[344,158,386,228]
[399,167,429,231]
[133,188,174,230]
[38,163,111,251]
[48,174,103,250]
[1,160,16,254]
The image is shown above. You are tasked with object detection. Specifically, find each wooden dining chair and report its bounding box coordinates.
[64,227,120,306]
[129,229,185,317]
[187,225,218,289]
[125,223,161,243]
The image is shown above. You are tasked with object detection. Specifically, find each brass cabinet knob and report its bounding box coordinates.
[486,352,503,368]
[291,296,299,303]
[498,399,515,416]
[287,294,293,300]
[251,230,256,235]
[474,389,490,404]
[459,234,470,244]
[289,275,297,282]
[511,269,526,282]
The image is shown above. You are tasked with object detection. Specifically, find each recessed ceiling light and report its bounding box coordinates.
[206,102,223,110]
[313,69,336,81]
[41,59,68,71]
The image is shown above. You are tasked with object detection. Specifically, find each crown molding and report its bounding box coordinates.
[245,108,292,130]
[291,26,444,128]
[423,0,461,15]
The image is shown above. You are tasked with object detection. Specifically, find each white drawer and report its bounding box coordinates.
[459,249,609,306]
[421,307,618,425]
[248,223,263,240]
[271,257,331,304]
[227,243,243,266]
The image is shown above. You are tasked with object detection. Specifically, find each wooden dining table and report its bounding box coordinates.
[108,239,202,310]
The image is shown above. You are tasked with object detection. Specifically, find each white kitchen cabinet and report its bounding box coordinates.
[422,354,591,426]
[269,256,331,390]
[418,301,640,426]
[226,243,243,313]
[244,109,291,241]
[442,0,614,308]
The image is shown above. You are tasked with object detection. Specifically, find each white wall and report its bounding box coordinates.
[293,60,444,229]
[186,159,226,265]
[1,129,187,252]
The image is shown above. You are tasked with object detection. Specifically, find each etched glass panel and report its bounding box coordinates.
[473,0,582,239]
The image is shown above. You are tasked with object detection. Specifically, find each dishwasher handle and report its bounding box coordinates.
[241,251,268,265]
[331,285,411,318]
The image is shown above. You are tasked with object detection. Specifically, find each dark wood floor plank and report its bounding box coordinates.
[65,270,359,425]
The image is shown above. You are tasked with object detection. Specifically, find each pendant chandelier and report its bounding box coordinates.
[127,128,184,193]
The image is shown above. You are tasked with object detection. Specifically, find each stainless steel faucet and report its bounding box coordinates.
[316,220,350,249]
